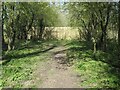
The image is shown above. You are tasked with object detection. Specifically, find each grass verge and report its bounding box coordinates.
[66,40,120,88]
[2,40,59,88]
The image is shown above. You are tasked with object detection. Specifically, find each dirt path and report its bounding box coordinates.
[34,46,80,88]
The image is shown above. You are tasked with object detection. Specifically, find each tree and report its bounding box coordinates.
[67,2,118,53]
[2,2,59,51]
[118,1,120,62]
[98,3,112,51]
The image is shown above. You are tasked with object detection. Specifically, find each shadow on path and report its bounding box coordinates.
[34,46,80,88]
[2,46,56,65]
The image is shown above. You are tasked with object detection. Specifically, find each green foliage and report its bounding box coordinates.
[2,2,60,50]
[75,60,119,88]
[67,2,118,52]
[2,2,120,88]
[66,39,120,88]
[2,40,60,88]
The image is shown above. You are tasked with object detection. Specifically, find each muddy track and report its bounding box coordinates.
[33,46,81,88]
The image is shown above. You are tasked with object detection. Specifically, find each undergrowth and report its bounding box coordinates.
[2,40,60,88]
[66,40,120,88]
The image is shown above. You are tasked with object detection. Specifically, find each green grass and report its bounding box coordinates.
[2,39,120,88]
[66,40,120,88]
[75,60,119,88]
[2,40,60,88]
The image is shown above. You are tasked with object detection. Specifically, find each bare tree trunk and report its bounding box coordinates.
[28,13,34,31]
[8,4,16,50]
[92,37,96,54]
[118,1,120,64]
[8,24,16,50]
[39,18,44,40]
[23,29,27,40]
[99,4,111,52]
[2,2,6,50]
[118,1,120,48]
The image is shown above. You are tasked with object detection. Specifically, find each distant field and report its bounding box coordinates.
[51,27,79,40]
[27,27,79,40]
[51,27,118,40]
[28,27,118,41]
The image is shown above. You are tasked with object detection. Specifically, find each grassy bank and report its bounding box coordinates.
[2,40,60,88]
[66,40,120,88]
